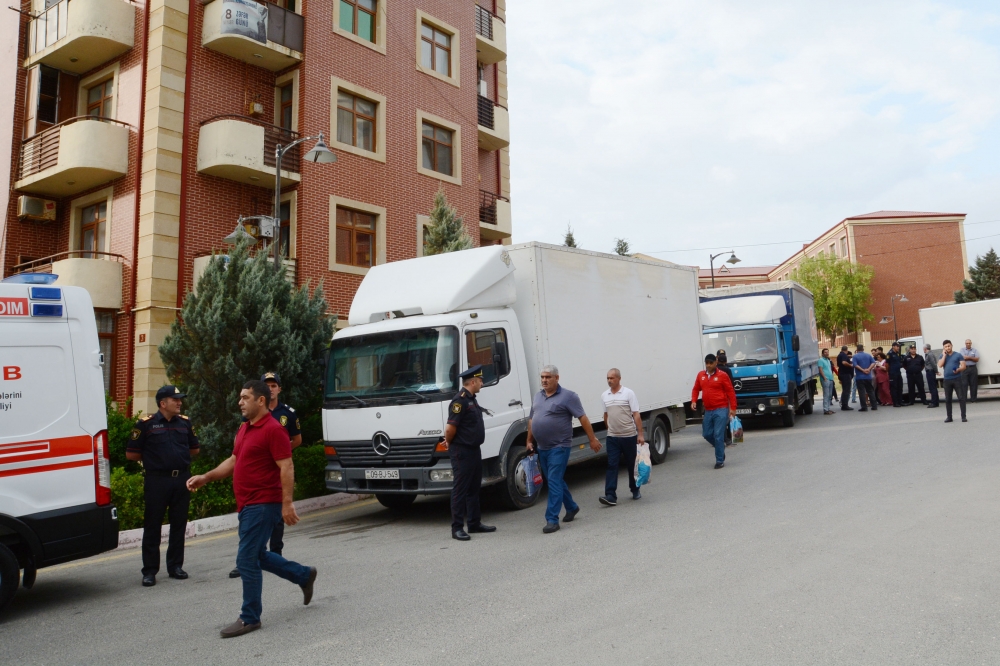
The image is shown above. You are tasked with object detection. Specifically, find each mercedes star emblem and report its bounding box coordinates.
[372,432,391,456]
[733,380,743,391]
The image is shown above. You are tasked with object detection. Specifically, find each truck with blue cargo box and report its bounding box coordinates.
[698,282,820,427]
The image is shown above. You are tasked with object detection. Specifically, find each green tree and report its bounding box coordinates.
[563,224,578,248]
[790,255,874,339]
[423,190,472,255]
[158,238,333,459]
[614,238,631,256]
[955,248,1000,303]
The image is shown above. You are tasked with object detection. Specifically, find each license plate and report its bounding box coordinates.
[735,409,752,415]
[365,469,399,480]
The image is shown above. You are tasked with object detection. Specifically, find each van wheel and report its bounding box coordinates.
[375,494,416,511]
[0,543,19,614]
[781,409,795,428]
[649,418,670,464]
[498,445,541,510]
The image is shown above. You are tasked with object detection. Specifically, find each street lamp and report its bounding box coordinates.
[708,251,741,288]
[879,294,908,342]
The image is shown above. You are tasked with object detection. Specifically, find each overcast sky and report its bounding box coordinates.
[505,1,1000,270]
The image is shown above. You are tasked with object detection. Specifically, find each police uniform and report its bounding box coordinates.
[127,385,199,582]
[263,372,300,556]
[447,366,489,539]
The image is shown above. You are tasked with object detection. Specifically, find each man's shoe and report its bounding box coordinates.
[599,496,617,507]
[714,462,724,469]
[220,619,261,639]
[229,568,241,579]
[962,417,968,422]
[467,524,496,533]
[168,569,188,580]
[945,418,953,423]
[842,406,854,411]
[563,507,580,522]
[452,530,471,541]
[142,574,156,587]
[632,490,641,500]
[871,407,878,410]
[300,567,317,606]
[859,408,868,412]
[542,522,560,534]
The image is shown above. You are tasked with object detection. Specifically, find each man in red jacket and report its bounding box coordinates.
[691,354,737,469]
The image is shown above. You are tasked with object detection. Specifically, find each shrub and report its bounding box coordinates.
[293,444,329,501]
[111,467,145,530]
[106,394,141,472]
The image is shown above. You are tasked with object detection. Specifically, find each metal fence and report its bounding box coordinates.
[477,95,494,129]
[19,116,131,181]
[474,4,494,40]
[478,190,509,225]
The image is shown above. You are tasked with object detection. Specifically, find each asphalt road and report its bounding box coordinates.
[3,399,1000,665]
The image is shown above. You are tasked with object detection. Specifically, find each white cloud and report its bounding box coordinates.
[506,0,1000,267]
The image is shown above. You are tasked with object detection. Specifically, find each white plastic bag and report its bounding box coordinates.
[634,443,652,487]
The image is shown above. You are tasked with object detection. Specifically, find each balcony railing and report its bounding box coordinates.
[19,116,131,181]
[201,115,301,170]
[474,5,494,41]
[479,190,509,225]
[25,0,136,74]
[477,95,495,130]
[266,1,304,52]
[12,250,128,274]
[28,0,70,55]
[202,0,303,71]
[474,3,506,65]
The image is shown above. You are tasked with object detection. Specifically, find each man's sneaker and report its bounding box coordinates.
[563,507,580,522]
[542,522,560,534]
[714,462,724,469]
[632,490,641,500]
[598,496,617,507]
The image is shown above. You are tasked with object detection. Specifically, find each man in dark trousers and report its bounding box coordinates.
[851,345,878,411]
[836,346,854,411]
[938,340,967,423]
[443,365,496,541]
[127,385,200,587]
[230,371,302,578]
[187,380,317,638]
[886,342,905,407]
[924,344,940,408]
[902,346,927,405]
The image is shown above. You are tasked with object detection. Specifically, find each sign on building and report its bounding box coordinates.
[220,0,267,44]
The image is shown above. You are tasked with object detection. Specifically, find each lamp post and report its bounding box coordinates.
[709,251,741,288]
[878,294,908,342]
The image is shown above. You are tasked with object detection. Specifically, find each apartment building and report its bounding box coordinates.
[1,0,513,414]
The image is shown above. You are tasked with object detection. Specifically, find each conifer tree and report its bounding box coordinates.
[158,238,333,459]
[614,238,631,256]
[955,248,1000,303]
[563,224,578,248]
[424,190,472,255]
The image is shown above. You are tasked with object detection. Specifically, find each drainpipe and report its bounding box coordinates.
[175,0,198,309]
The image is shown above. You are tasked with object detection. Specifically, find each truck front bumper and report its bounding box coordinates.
[324,460,455,495]
[734,396,790,417]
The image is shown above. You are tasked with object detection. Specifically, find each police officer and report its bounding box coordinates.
[126,385,199,587]
[444,365,496,541]
[229,371,302,579]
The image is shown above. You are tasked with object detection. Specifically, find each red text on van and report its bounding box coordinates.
[3,366,21,380]
[0,297,28,316]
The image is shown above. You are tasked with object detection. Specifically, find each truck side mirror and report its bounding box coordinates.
[791,335,800,352]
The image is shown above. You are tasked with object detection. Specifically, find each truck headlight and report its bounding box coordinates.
[430,469,453,482]
[326,470,343,482]
[770,398,785,406]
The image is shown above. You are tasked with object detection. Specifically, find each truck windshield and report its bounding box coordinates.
[703,328,779,366]
[326,326,459,405]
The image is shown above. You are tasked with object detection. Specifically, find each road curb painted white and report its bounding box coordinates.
[116,493,371,550]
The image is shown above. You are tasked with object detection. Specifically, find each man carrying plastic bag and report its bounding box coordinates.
[599,368,645,505]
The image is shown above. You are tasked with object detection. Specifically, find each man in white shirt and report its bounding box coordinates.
[599,368,644,506]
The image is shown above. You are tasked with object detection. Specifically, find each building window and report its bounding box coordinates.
[86,79,114,118]
[279,200,291,258]
[840,237,848,257]
[420,22,451,77]
[339,0,375,42]
[278,82,293,131]
[80,201,107,258]
[336,207,375,268]
[422,122,453,175]
[96,311,114,393]
[336,91,376,152]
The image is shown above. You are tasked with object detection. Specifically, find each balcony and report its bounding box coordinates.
[13,252,125,310]
[25,0,136,75]
[479,190,511,241]
[15,117,130,198]
[477,96,510,151]
[197,116,301,187]
[202,0,303,71]
[474,4,506,65]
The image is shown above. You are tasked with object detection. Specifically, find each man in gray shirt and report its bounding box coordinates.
[962,339,980,402]
[924,344,940,408]
[526,365,601,534]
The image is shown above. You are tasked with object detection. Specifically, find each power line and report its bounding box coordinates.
[857,232,1000,258]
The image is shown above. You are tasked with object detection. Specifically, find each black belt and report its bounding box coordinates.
[146,468,189,477]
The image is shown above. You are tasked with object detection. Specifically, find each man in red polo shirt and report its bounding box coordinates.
[187,380,317,639]
[691,353,737,469]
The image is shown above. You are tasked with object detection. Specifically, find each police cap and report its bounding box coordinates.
[261,371,282,386]
[458,365,484,381]
[155,385,186,403]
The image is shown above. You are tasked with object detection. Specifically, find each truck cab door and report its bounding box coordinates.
[463,325,523,458]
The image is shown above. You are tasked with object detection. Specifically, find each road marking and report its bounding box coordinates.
[46,497,381,572]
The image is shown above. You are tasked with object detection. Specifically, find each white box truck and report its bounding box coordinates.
[919,299,1000,389]
[0,275,119,614]
[322,243,703,510]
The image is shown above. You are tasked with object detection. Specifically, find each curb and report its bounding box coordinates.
[116,493,371,550]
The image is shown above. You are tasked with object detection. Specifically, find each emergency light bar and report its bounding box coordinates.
[29,286,62,300]
[31,303,63,317]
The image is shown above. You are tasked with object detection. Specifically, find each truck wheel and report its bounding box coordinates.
[781,409,795,428]
[801,395,814,415]
[375,494,416,511]
[0,543,19,614]
[649,418,670,465]
[498,445,541,510]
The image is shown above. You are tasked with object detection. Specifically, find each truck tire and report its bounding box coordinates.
[498,445,541,510]
[781,409,795,428]
[801,393,814,415]
[375,494,416,511]
[0,542,19,614]
[649,418,670,465]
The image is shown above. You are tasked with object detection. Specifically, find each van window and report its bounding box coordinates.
[0,346,72,440]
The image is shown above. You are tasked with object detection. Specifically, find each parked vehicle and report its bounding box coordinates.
[322,243,703,510]
[699,282,820,427]
[0,275,119,614]
[919,299,1000,390]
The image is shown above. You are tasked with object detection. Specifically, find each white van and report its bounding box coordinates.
[0,275,118,613]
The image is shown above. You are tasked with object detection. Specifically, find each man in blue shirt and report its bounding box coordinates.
[938,340,967,422]
[851,345,878,412]
[526,365,602,534]
[818,348,836,415]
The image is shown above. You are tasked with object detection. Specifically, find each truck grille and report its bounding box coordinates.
[731,375,779,394]
[331,437,439,467]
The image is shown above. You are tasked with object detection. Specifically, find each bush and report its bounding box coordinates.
[292,444,329,501]
[106,394,141,472]
[111,467,145,530]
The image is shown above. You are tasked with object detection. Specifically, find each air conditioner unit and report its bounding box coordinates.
[17,195,56,222]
